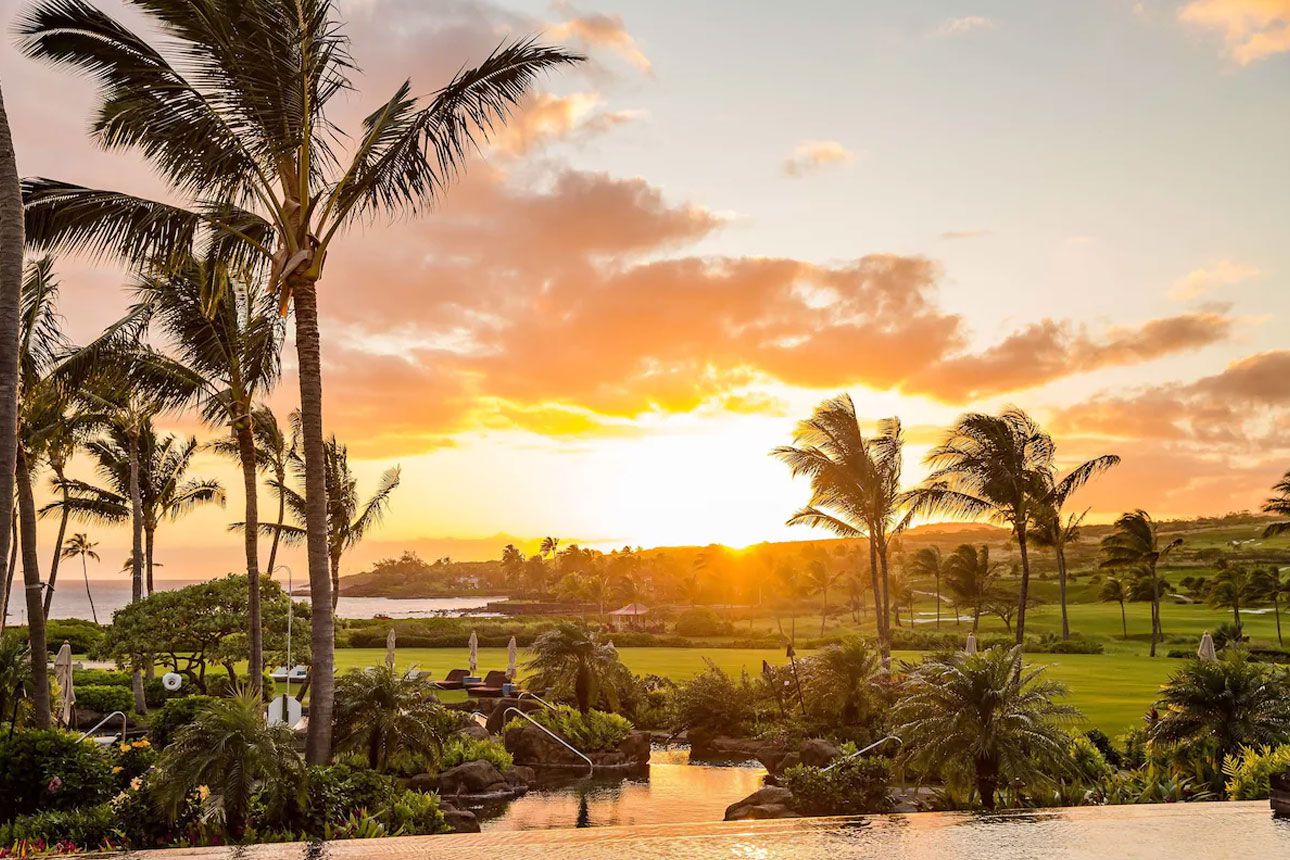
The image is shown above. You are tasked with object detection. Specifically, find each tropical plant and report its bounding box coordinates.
[894,646,1079,810]
[0,727,116,815]
[40,413,91,621]
[59,533,100,625]
[331,667,450,772]
[1223,744,1290,800]
[669,660,762,735]
[0,632,31,726]
[515,705,632,752]
[1256,566,1289,646]
[943,544,1001,633]
[908,546,946,628]
[782,756,891,815]
[1098,575,1130,639]
[1148,653,1290,790]
[772,394,910,662]
[913,409,1056,644]
[812,635,883,726]
[1204,561,1265,633]
[1100,510,1181,657]
[151,690,304,840]
[18,0,580,765]
[1261,469,1290,537]
[525,621,625,713]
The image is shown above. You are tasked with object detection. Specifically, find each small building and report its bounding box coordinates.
[608,602,649,631]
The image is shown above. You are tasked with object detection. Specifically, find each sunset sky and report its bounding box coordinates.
[1,0,1289,576]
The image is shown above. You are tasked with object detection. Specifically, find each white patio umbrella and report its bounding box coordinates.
[53,641,74,727]
[1198,631,1218,662]
[965,633,978,655]
[506,636,518,680]
[385,628,396,670]
[468,630,479,676]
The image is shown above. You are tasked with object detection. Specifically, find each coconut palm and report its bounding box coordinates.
[0,83,21,668]
[60,533,100,625]
[1098,575,1130,639]
[1100,510,1181,657]
[1027,453,1119,640]
[18,0,580,763]
[773,394,910,662]
[1148,653,1290,790]
[525,621,624,713]
[908,546,946,628]
[212,405,295,576]
[944,544,1001,634]
[152,689,304,841]
[813,635,883,725]
[894,646,1079,810]
[1204,561,1266,634]
[332,666,449,771]
[805,557,844,635]
[540,536,562,562]
[39,416,91,620]
[1256,566,1288,646]
[1261,470,1290,537]
[913,409,1057,645]
[253,436,399,610]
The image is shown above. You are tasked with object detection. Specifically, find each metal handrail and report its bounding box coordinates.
[78,711,128,745]
[516,690,558,711]
[503,707,594,776]
[821,734,902,772]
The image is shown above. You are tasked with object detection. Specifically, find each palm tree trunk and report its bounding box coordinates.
[867,539,888,663]
[236,420,263,697]
[0,512,15,636]
[16,447,51,727]
[1233,601,1241,632]
[1119,600,1127,639]
[819,585,827,636]
[0,84,20,651]
[81,556,97,625]
[1275,596,1282,646]
[877,541,893,636]
[42,478,69,618]
[127,427,146,712]
[293,281,334,765]
[144,527,156,597]
[330,550,341,611]
[1014,527,1033,644]
[1055,542,1070,640]
[266,465,286,575]
[1148,565,1159,658]
[935,571,941,628]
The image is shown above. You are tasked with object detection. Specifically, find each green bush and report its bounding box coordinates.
[290,763,399,836]
[46,619,105,655]
[1031,634,1104,655]
[381,789,446,835]
[107,738,158,788]
[1223,745,1290,800]
[6,804,120,849]
[73,669,130,687]
[440,736,513,771]
[783,756,892,815]
[149,695,214,747]
[206,672,274,698]
[513,706,632,752]
[75,684,136,715]
[673,607,733,637]
[670,660,760,735]
[0,728,115,815]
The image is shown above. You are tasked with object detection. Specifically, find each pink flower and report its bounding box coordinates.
[47,776,63,793]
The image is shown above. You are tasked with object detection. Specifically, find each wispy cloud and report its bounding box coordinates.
[940,228,992,240]
[1169,259,1261,301]
[549,2,652,73]
[782,139,855,177]
[932,15,997,37]
[1179,0,1290,64]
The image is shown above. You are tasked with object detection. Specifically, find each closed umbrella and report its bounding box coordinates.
[506,636,518,680]
[53,641,74,727]
[385,628,396,670]
[468,630,478,676]
[965,633,978,655]
[1198,632,1218,662]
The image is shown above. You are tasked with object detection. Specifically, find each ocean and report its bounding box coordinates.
[3,577,505,624]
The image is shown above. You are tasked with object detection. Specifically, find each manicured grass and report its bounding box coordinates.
[332,645,1181,737]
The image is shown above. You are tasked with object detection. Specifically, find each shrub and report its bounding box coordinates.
[6,804,120,849]
[782,756,892,815]
[290,763,399,836]
[670,660,760,735]
[46,619,105,655]
[74,685,135,715]
[888,629,961,651]
[1223,745,1290,800]
[72,669,130,687]
[673,607,733,637]
[1031,634,1104,655]
[380,789,446,835]
[107,738,157,788]
[206,672,274,698]
[0,728,115,815]
[440,736,513,771]
[148,695,214,748]
[1084,728,1122,768]
[514,706,632,752]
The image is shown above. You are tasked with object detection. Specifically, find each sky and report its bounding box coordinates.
[0,0,1288,577]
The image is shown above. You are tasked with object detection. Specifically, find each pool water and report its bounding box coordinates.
[472,747,767,831]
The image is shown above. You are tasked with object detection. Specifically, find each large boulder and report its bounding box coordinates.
[457,722,491,741]
[504,723,651,769]
[724,786,799,821]
[799,739,841,769]
[485,697,544,734]
[436,760,512,796]
[439,805,481,833]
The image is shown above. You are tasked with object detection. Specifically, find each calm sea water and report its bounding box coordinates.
[3,578,505,624]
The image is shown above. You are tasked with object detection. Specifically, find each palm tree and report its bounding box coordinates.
[814,635,883,725]
[908,546,945,628]
[256,436,399,610]
[40,417,90,620]
[1100,510,1181,657]
[914,409,1057,644]
[332,666,448,771]
[1261,470,1290,537]
[60,533,100,625]
[1205,561,1265,634]
[213,405,296,576]
[1027,453,1119,639]
[540,537,561,562]
[805,557,844,635]
[1256,566,1288,646]
[944,544,1001,634]
[18,0,580,765]
[0,82,22,670]
[773,394,910,663]
[1149,653,1290,791]
[1098,575,1129,639]
[894,646,1079,810]
[152,690,304,841]
[525,621,624,713]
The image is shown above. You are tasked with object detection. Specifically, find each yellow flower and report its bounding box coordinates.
[119,743,130,752]
[196,785,210,801]
[129,777,142,791]
[111,767,123,774]
[133,738,150,749]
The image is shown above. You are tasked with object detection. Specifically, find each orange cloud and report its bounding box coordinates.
[549,3,652,73]
[490,92,643,155]
[783,140,855,177]
[1179,0,1290,63]
[1169,259,1261,300]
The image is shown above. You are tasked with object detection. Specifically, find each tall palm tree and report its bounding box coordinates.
[540,536,561,562]
[0,82,22,668]
[1256,566,1288,646]
[913,409,1055,645]
[212,405,295,575]
[1204,561,1264,633]
[944,544,1000,634]
[332,666,447,771]
[1098,575,1129,639]
[909,546,946,628]
[18,0,580,764]
[525,621,623,713]
[256,436,399,609]
[40,418,89,619]
[60,533,100,625]
[894,646,1079,810]
[805,557,844,635]
[1261,469,1290,537]
[773,394,910,663]
[1100,510,1181,657]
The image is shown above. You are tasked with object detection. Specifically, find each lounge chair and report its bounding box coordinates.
[433,669,470,690]
[466,670,509,698]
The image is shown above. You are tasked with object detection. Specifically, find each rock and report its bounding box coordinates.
[485,697,543,734]
[724,786,797,821]
[504,724,651,769]
[618,731,651,764]
[505,765,535,788]
[440,806,481,833]
[405,772,439,793]
[457,723,491,741]
[777,753,801,774]
[437,760,511,796]
[799,739,841,769]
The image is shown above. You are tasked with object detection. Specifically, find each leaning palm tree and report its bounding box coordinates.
[40,416,93,619]
[913,409,1055,644]
[1098,575,1130,639]
[525,621,624,713]
[1100,510,1181,657]
[1205,562,1264,633]
[773,394,910,662]
[944,544,1002,634]
[0,83,21,664]
[908,546,946,628]
[332,666,448,772]
[894,646,1079,810]
[1261,470,1290,537]
[18,0,580,764]
[60,533,100,625]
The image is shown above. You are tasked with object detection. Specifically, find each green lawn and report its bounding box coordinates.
[332,645,1180,737]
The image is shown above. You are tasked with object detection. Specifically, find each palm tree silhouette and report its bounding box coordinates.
[1100,510,1181,657]
[1098,575,1129,639]
[60,533,100,625]
[909,546,946,628]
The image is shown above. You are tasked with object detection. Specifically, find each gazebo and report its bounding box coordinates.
[608,602,649,631]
